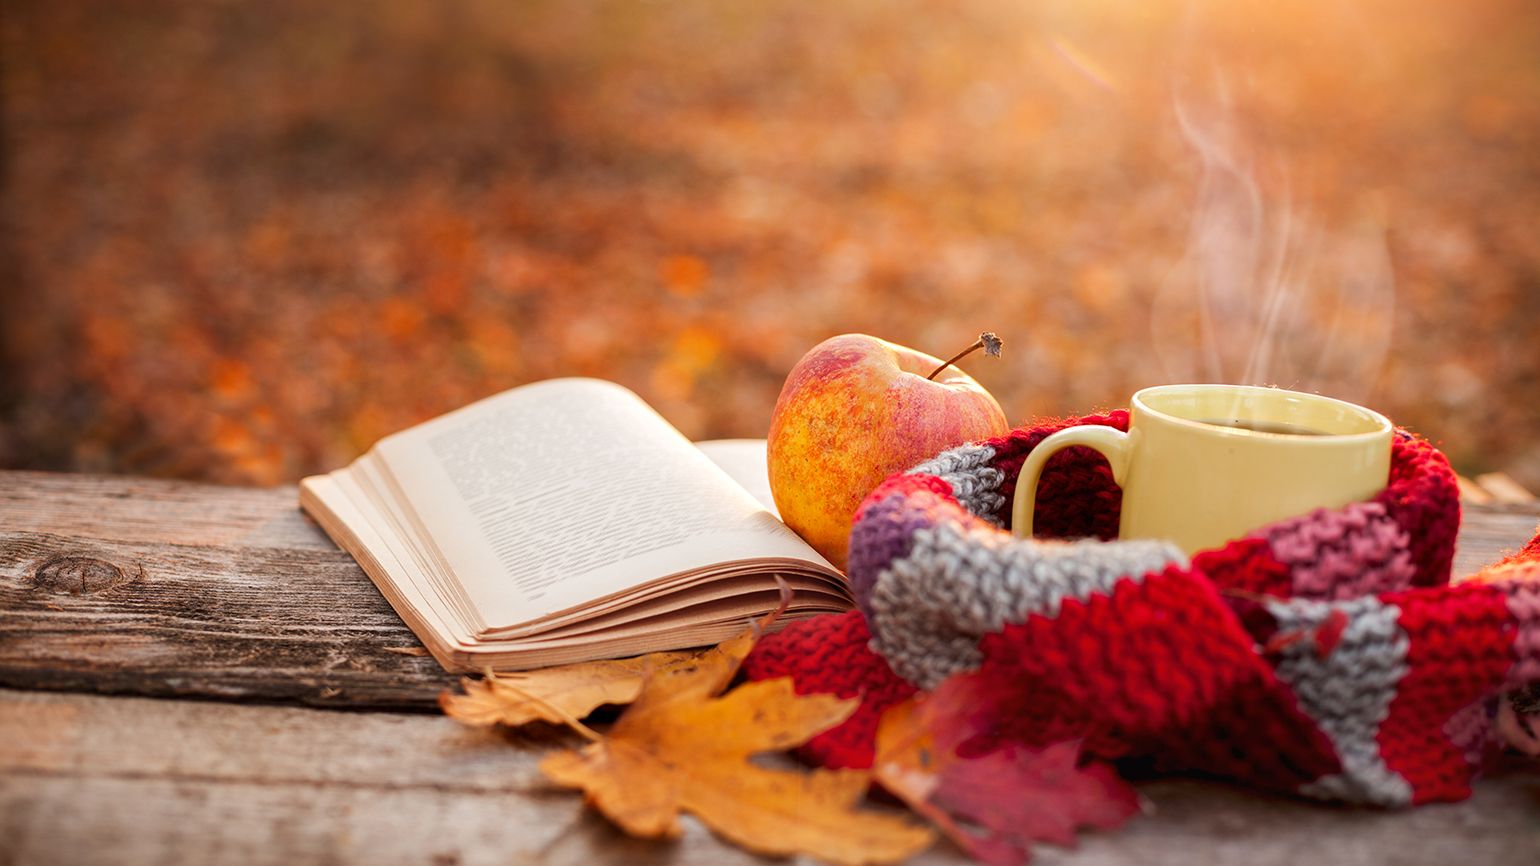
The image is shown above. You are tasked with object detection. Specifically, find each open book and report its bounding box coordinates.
[299,378,852,671]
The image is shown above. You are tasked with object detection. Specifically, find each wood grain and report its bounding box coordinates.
[1452,503,1540,577]
[0,470,1537,710]
[0,470,335,550]
[2,688,1536,866]
[0,471,454,708]
[1,471,1538,865]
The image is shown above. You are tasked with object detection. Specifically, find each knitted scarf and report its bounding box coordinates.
[745,411,1540,807]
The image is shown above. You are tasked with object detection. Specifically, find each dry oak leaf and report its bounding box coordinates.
[439,649,698,727]
[539,622,935,866]
[440,582,797,728]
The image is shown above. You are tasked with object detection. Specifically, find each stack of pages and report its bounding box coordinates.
[300,378,853,670]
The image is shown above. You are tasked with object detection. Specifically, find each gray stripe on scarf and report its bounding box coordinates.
[868,519,1184,689]
[1266,596,1414,806]
[908,443,1007,524]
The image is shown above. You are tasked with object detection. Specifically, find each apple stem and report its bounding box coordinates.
[926,332,1004,381]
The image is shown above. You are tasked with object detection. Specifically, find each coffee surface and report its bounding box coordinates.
[1196,418,1330,436]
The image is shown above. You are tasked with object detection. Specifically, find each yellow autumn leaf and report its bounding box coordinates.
[439,649,699,728]
[441,584,790,728]
[538,622,935,866]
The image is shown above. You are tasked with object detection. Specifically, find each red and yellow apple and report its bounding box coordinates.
[767,333,1010,570]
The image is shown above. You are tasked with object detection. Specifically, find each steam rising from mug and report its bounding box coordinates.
[1150,72,1394,405]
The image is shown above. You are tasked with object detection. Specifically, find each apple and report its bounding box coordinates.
[767,333,1010,570]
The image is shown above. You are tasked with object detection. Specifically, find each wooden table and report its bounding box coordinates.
[3,470,1538,865]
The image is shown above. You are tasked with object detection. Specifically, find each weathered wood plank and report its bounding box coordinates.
[0,471,454,708]
[0,529,453,707]
[0,470,1537,710]
[1,688,1536,866]
[0,470,334,550]
[1453,504,1540,577]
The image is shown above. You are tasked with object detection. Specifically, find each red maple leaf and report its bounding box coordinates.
[928,740,1142,865]
[874,669,1145,866]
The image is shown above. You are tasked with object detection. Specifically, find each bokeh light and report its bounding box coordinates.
[2,0,1537,487]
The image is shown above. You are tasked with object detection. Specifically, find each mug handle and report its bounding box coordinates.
[1011,426,1134,539]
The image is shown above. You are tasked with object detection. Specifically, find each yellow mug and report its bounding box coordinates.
[1010,384,1394,554]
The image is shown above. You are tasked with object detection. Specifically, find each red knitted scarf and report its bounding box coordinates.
[745,412,1540,806]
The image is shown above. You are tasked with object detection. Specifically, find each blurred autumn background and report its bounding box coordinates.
[2,0,1538,488]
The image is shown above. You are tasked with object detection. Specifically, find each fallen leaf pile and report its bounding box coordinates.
[443,600,1145,864]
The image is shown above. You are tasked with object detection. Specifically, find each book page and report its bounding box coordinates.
[373,378,835,630]
[696,439,777,517]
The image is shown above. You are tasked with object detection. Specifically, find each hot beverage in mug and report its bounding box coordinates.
[1011,384,1393,554]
